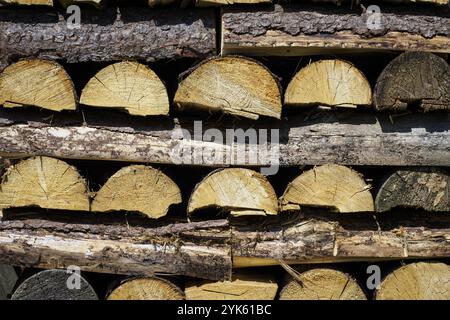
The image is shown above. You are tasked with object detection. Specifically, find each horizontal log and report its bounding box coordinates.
[0,7,216,71]
[222,5,450,56]
[0,109,449,167]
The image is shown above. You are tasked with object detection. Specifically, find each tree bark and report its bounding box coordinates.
[0,7,216,71]
[222,5,450,56]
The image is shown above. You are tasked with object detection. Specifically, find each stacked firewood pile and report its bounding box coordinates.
[0,0,449,300]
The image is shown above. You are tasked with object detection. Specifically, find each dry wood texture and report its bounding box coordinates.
[0,7,215,71]
[285,60,372,109]
[297,0,449,4]
[374,52,450,112]
[0,0,52,5]
[222,5,450,56]
[196,0,270,6]
[91,165,182,219]
[0,264,17,300]
[11,269,98,300]
[185,270,278,300]
[107,277,184,300]
[187,168,278,217]
[376,262,450,300]
[58,0,104,8]
[80,62,169,116]
[279,268,366,300]
[376,169,450,212]
[0,59,76,111]
[174,56,282,120]
[0,109,449,167]
[0,156,90,211]
[280,164,375,213]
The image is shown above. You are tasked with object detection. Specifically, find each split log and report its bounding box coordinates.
[187,168,278,217]
[0,0,52,5]
[0,59,76,112]
[107,277,184,300]
[280,164,375,213]
[0,264,17,300]
[80,61,169,117]
[279,268,366,300]
[185,270,278,300]
[375,169,450,213]
[0,156,90,211]
[285,60,372,109]
[374,52,450,112]
[0,7,216,71]
[174,56,282,120]
[196,0,270,6]
[11,269,98,300]
[376,262,450,300]
[91,165,182,219]
[221,5,450,56]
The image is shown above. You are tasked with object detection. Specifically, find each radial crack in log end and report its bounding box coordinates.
[0,156,90,211]
[0,59,77,112]
[174,56,282,120]
[187,168,278,217]
[91,165,182,219]
[107,277,185,300]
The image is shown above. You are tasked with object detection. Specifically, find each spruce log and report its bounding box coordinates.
[80,62,169,117]
[174,57,282,120]
[107,277,184,300]
[0,59,77,111]
[11,269,98,300]
[221,5,450,56]
[0,264,17,300]
[91,165,182,218]
[0,7,216,71]
[374,52,450,112]
[280,164,375,213]
[375,169,450,212]
[0,156,90,211]
[285,60,372,109]
[0,109,449,167]
[0,0,52,5]
[187,168,278,217]
[376,262,450,300]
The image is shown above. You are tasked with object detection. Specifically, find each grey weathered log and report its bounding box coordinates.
[11,269,98,300]
[0,7,216,71]
[0,264,17,300]
[375,169,450,212]
[0,109,449,167]
[222,5,450,56]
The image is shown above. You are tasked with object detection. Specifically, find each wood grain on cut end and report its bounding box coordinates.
[80,61,169,116]
[280,164,375,213]
[374,52,450,112]
[279,268,367,300]
[375,169,449,212]
[174,56,282,120]
[187,168,278,216]
[0,156,90,211]
[376,262,450,300]
[91,165,182,218]
[185,270,278,300]
[285,60,372,108]
[107,277,184,300]
[0,59,76,111]
[0,0,52,5]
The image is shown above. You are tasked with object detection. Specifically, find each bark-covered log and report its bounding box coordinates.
[222,5,450,56]
[0,7,216,71]
[0,0,52,5]
[0,109,448,167]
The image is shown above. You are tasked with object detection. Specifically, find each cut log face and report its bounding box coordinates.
[107,277,184,300]
[280,164,374,213]
[0,59,76,112]
[174,56,282,120]
[11,269,98,300]
[91,165,182,219]
[80,61,170,117]
[374,52,450,112]
[187,168,278,216]
[185,270,278,300]
[0,156,90,211]
[375,169,449,212]
[279,268,367,300]
[0,0,52,5]
[376,262,450,300]
[285,60,372,108]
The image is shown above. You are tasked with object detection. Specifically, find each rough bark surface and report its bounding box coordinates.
[0,7,216,71]
[0,264,17,300]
